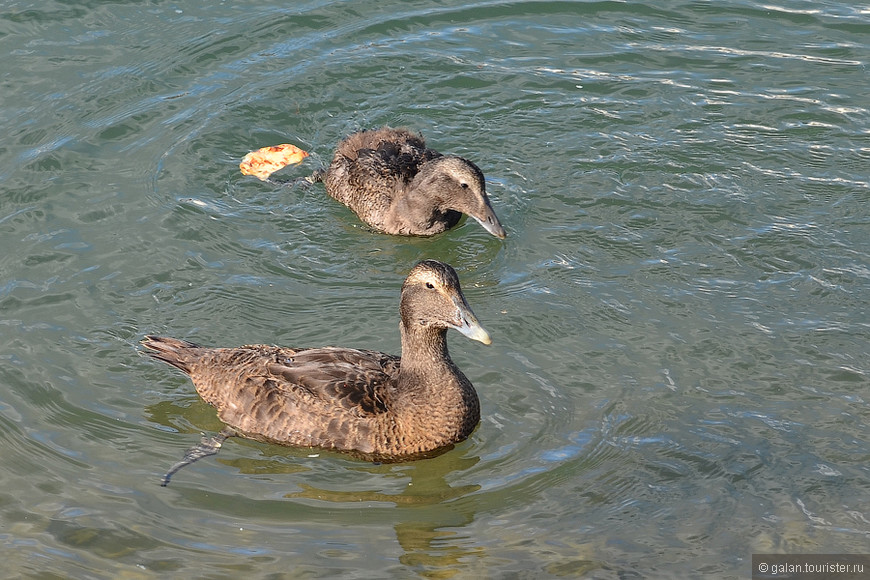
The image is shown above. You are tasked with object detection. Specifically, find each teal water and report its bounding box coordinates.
[1,1,869,577]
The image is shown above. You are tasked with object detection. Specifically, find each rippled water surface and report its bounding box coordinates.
[2,0,869,577]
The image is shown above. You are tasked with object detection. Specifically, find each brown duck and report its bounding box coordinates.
[142,260,492,485]
[309,127,506,238]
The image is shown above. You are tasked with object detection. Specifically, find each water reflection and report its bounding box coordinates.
[288,455,483,576]
[146,398,485,575]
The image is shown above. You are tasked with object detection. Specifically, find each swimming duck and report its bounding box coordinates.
[142,260,492,484]
[311,127,506,238]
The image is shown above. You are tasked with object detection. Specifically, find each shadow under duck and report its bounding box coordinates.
[308,127,506,238]
[142,260,493,485]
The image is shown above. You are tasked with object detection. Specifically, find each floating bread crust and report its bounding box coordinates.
[240,144,309,180]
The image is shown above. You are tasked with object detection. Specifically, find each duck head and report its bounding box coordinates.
[400,260,492,345]
[413,157,507,239]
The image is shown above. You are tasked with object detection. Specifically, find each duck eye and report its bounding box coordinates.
[460,182,469,189]
[425,282,435,289]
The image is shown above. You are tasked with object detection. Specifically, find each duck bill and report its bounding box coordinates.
[471,203,506,239]
[449,299,492,345]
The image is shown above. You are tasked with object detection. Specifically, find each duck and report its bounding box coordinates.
[142,260,493,485]
[309,127,506,238]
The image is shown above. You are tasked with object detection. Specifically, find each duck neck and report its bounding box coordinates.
[398,321,453,377]
[391,322,481,449]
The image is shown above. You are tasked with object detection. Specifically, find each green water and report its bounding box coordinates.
[1,1,868,577]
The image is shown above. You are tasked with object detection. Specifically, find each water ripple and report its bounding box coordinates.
[2,0,870,577]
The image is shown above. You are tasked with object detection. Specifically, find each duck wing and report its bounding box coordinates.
[187,345,401,450]
[336,128,440,188]
[263,347,398,417]
[324,128,444,231]
[355,140,440,183]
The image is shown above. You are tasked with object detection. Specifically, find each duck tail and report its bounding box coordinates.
[305,169,325,184]
[269,169,324,188]
[141,335,199,374]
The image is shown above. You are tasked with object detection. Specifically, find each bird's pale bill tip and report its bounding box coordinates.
[477,330,493,346]
[455,319,493,345]
[473,214,507,239]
